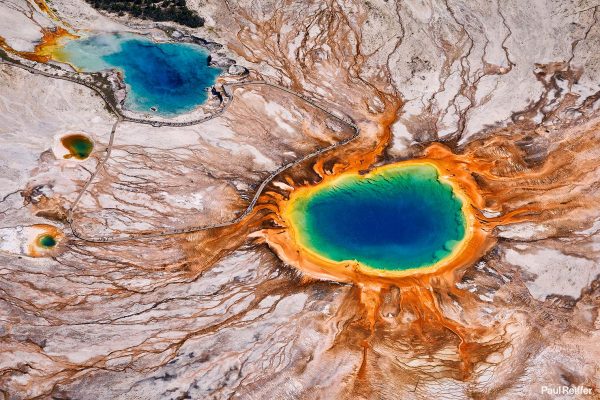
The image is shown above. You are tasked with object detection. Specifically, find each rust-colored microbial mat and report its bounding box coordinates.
[1,0,600,399]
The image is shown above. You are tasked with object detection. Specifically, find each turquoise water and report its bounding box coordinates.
[38,234,57,248]
[56,33,221,115]
[288,164,466,271]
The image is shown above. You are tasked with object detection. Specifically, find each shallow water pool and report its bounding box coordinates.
[54,33,221,116]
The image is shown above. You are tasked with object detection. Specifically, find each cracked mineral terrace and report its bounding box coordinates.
[1,0,600,399]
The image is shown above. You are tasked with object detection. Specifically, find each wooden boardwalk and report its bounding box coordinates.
[1,58,361,243]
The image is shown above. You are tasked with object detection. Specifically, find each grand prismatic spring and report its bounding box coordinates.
[283,163,467,275]
[1,0,600,398]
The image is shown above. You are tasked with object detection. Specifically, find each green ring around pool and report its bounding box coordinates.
[282,162,473,276]
[37,234,57,248]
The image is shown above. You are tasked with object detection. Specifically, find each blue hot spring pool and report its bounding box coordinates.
[54,33,221,116]
[284,164,467,272]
